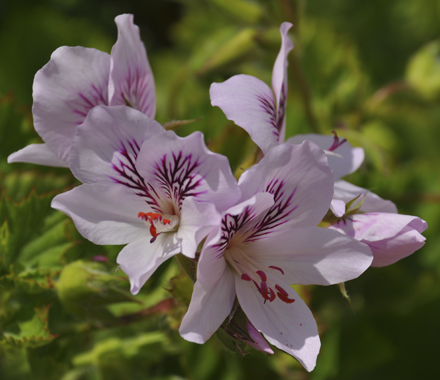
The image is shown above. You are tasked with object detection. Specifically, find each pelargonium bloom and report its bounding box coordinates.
[210,22,293,154]
[326,180,427,267]
[8,14,155,167]
[288,133,427,266]
[52,105,241,294]
[179,141,373,371]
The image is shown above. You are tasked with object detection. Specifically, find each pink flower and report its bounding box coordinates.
[8,14,155,167]
[179,141,372,371]
[327,180,427,267]
[52,106,240,294]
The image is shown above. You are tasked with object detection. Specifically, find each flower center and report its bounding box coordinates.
[224,246,295,304]
[138,212,180,243]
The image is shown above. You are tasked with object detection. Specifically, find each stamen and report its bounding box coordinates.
[138,211,179,243]
[269,266,284,275]
[328,131,347,152]
[256,270,267,282]
[241,273,251,281]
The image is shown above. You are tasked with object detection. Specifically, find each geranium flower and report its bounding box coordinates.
[179,141,373,371]
[288,134,427,267]
[8,14,155,167]
[210,22,293,155]
[52,106,240,294]
[326,180,427,267]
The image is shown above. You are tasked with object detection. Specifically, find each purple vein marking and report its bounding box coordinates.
[245,179,297,242]
[153,151,206,208]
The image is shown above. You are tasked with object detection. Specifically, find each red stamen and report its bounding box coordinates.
[328,131,347,152]
[277,292,295,304]
[268,287,276,302]
[269,266,284,275]
[256,270,267,282]
[275,284,288,296]
[260,280,269,300]
[241,273,251,281]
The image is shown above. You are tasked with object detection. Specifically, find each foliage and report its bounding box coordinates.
[1,0,440,379]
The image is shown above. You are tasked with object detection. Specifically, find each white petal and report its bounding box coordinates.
[33,46,110,161]
[51,183,148,245]
[70,105,164,184]
[271,22,293,143]
[109,14,156,118]
[177,198,221,258]
[370,223,427,267]
[8,144,68,167]
[239,141,334,230]
[179,246,236,343]
[244,226,372,285]
[286,133,365,179]
[333,180,397,213]
[210,74,280,154]
[330,199,346,217]
[117,233,181,295]
[136,130,241,212]
[235,274,320,372]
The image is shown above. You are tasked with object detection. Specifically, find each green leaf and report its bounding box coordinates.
[1,304,58,348]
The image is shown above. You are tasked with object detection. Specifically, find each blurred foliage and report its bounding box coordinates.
[1,0,440,379]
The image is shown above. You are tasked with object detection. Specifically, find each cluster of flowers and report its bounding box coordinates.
[9,15,427,371]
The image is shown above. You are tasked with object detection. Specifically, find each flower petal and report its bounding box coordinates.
[244,226,372,285]
[271,22,293,143]
[328,213,427,267]
[51,183,148,245]
[136,130,241,212]
[7,144,69,167]
[177,197,222,258]
[109,14,156,118]
[70,105,164,184]
[117,233,181,295]
[235,273,320,371]
[370,222,427,267]
[286,133,365,179]
[179,248,236,343]
[330,199,346,217]
[239,141,334,231]
[244,320,274,354]
[33,46,110,161]
[210,74,280,154]
[333,180,397,213]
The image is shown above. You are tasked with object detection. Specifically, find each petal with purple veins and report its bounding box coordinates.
[109,14,156,118]
[239,141,334,231]
[33,46,110,162]
[69,105,164,184]
[210,74,280,154]
[271,22,293,144]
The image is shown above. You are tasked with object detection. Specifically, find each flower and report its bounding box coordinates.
[179,141,373,371]
[288,133,427,267]
[210,22,293,155]
[52,105,241,294]
[8,14,155,167]
[326,180,427,267]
